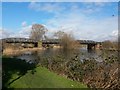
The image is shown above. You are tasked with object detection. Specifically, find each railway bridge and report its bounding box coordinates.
[1,38,101,50]
[2,38,38,47]
[42,39,101,50]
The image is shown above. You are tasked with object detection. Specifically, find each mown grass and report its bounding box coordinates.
[2,56,87,88]
[10,66,87,88]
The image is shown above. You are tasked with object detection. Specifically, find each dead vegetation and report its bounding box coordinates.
[37,48,119,89]
[60,33,80,51]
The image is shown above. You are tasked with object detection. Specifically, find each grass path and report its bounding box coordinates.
[9,66,87,88]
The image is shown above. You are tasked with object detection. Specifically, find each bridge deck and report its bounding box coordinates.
[42,39,98,45]
[76,40,97,44]
[1,38,100,45]
[2,38,38,43]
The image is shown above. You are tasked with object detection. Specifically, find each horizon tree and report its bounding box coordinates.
[54,31,65,39]
[29,24,48,41]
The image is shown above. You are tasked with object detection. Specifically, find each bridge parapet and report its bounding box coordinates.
[2,38,38,43]
[76,40,98,44]
[42,39,60,44]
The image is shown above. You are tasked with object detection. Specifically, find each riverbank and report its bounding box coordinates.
[9,66,87,88]
[3,48,44,56]
[2,48,119,89]
[2,46,62,56]
[2,56,87,88]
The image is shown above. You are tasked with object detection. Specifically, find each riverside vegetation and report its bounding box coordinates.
[2,30,119,89]
[2,33,88,88]
[2,56,87,88]
[36,48,119,89]
[2,47,119,89]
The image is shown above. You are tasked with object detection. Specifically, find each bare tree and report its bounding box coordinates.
[60,33,79,50]
[29,24,48,41]
[54,31,65,39]
[54,31,79,50]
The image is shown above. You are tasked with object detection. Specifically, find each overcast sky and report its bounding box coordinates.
[1,1,119,41]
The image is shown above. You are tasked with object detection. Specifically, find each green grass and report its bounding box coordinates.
[9,66,87,88]
[2,56,87,88]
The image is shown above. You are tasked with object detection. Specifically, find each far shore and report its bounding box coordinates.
[2,46,61,56]
[3,47,44,56]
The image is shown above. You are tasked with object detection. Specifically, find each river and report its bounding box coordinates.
[16,47,118,64]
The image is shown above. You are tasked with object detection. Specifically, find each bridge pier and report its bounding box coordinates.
[87,44,96,50]
[34,42,38,47]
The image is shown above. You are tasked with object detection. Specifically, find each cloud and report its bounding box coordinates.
[21,21,27,27]
[1,22,50,39]
[28,2,107,15]
[0,28,13,39]
[81,2,113,14]
[10,21,32,38]
[12,25,32,38]
[28,2,65,14]
[2,16,118,41]
[93,31,118,41]
[109,30,118,41]
[1,21,31,39]
[43,8,118,41]
[111,30,118,36]
[2,2,118,42]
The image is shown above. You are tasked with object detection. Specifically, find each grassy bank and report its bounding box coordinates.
[9,66,87,88]
[2,56,87,88]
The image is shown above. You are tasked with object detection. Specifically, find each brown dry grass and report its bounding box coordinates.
[60,33,80,51]
[3,47,43,56]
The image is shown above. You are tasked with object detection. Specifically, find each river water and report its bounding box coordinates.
[16,47,117,64]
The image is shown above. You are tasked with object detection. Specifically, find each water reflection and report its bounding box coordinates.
[16,52,38,63]
[16,48,117,63]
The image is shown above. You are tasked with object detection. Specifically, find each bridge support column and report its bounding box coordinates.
[87,44,96,50]
[34,42,38,47]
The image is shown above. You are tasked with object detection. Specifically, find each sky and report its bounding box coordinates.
[1,1,119,41]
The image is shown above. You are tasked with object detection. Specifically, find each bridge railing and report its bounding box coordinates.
[1,38,38,43]
[1,38,100,45]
